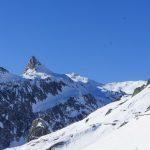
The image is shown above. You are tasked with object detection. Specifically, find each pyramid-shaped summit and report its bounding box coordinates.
[26,56,42,70]
[23,56,54,79]
[25,56,42,71]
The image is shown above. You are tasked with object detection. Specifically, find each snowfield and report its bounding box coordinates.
[7,81,150,150]
[84,115,150,150]
[102,80,146,94]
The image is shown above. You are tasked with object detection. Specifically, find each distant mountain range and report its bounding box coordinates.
[0,56,146,149]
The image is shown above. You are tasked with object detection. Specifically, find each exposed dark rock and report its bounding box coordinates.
[119,121,128,128]
[36,94,99,132]
[132,85,145,97]
[146,105,150,112]
[27,118,49,142]
[85,118,89,123]
[146,79,150,86]
[105,109,113,116]
[25,56,41,71]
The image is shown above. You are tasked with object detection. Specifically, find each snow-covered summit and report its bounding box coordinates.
[23,56,53,79]
[66,73,89,83]
[66,73,147,95]
[23,57,71,82]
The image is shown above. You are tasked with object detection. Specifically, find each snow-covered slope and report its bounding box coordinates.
[0,67,23,83]
[102,80,146,94]
[9,82,150,150]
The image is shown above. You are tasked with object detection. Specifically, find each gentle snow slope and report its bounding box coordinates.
[7,82,150,150]
[102,80,146,94]
[85,115,150,150]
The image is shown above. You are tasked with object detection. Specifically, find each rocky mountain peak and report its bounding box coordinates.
[25,56,42,71]
[23,56,55,79]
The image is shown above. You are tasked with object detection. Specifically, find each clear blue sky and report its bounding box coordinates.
[0,0,150,83]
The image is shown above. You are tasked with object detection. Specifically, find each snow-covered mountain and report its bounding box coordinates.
[102,80,146,95]
[8,80,150,150]
[66,72,146,95]
[0,56,130,149]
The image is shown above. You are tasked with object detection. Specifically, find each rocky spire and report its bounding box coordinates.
[25,56,42,71]
[23,56,55,79]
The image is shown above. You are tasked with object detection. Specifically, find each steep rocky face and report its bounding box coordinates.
[0,57,122,149]
[0,78,65,149]
[36,94,99,132]
[27,118,49,142]
[25,56,41,71]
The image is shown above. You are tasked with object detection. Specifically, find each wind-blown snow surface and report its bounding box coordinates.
[7,83,150,150]
[102,80,146,94]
